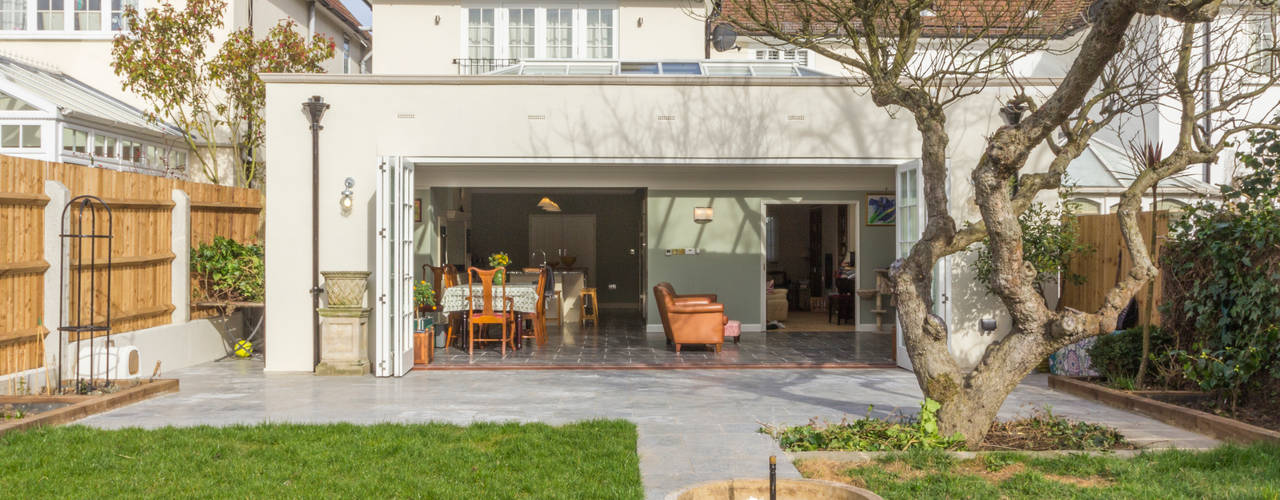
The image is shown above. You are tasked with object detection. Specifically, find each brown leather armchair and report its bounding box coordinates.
[653,282,727,352]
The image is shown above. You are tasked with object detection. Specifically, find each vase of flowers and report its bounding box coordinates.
[488,252,511,285]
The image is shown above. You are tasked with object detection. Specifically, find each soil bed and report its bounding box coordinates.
[1049,375,1280,444]
[0,379,178,436]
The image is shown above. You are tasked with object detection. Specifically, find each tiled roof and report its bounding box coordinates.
[318,0,370,41]
[719,0,1094,39]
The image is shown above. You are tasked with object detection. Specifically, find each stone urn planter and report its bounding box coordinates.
[322,271,370,307]
[665,478,881,500]
[317,271,372,375]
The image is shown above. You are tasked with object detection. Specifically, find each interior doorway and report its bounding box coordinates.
[762,201,861,332]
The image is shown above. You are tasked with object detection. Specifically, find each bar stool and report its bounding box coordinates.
[580,287,599,325]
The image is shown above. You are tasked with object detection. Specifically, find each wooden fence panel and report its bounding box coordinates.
[1060,212,1170,327]
[0,156,48,376]
[0,155,262,375]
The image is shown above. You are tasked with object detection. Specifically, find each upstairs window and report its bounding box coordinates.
[0,0,26,30]
[755,48,810,67]
[460,3,618,64]
[109,0,134,31]
[343,36,350,73]
[1,0,134,33]
[508,8,534,59]
[74,0,100,30]
[37,0,63,30]
[1246,14,1276,75]
[585,9,612,58]
[545,8,573,58]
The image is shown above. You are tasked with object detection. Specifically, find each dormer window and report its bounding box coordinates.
[461,3,619,63]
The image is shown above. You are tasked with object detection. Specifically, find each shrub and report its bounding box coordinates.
[763,399,965,452]
[191,236,264,303]
[1162,119,1280,411]
[1088,327,1173,384]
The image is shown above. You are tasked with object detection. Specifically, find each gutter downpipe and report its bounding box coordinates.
[308,0,316,37]
[303,96,329,370]
[1201,21,1212,183]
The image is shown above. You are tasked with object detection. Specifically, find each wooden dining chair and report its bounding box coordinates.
[441,266,463,348]
[522,266,550,346]
[466,267,516,356]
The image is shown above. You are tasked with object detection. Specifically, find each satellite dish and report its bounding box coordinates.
[710,23,738,52]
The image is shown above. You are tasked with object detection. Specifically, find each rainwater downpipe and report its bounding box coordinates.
[1201,21,1213,183]
[303,96,329,369]
[308,0,316,37]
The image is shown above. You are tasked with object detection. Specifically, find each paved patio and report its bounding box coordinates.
[429,311,895,368]
[80,360,1218,499]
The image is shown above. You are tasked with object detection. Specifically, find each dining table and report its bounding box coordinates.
[439,283,541,350]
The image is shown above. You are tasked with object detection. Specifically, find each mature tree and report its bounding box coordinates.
[112,0,333,186]
[723,0,1280,444]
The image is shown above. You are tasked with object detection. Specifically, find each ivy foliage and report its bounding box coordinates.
[191,237,265,303]
[972,189,1093,295]
[1163,119,1280,411]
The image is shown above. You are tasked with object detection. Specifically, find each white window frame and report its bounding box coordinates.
[0,0,133,38]
[1245,12,1276,76]
[753,47,811,67]
[459,2,619,62]
[0,122,42,150]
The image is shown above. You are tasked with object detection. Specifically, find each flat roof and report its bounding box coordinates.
[485,59,833,77]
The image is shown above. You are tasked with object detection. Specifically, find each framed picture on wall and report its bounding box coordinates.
[414,199,422,223]
[866,193,896,226]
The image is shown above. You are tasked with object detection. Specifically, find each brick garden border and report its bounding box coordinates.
[0,379,179,436]
[1048,375,1280,445]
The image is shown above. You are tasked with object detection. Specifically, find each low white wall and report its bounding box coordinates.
[1,314,238,395]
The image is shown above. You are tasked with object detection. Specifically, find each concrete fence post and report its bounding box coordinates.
[172,189,191,324]
[42,180,69,383]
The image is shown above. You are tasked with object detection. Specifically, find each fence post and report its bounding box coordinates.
[172,189,191,324]
[42,180,69,383]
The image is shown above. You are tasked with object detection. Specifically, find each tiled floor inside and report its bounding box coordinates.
[428,311,895,368]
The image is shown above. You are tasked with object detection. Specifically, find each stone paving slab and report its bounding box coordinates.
[77,360,1218,499]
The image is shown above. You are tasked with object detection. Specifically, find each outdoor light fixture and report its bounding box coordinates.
[340,177,355,214]
[537,197,561,212]
[693,206,714,224]
[637,17,644,27]
[999,100,1028,125]
[980,317,998,333]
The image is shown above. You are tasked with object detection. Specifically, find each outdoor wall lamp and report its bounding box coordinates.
[693,206,714,224]
[999,100,1028,125]
[340,177,355,215]
[637,17,644,28]
[980,317,998,334]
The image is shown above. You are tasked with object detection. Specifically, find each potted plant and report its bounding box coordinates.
[488,252,511,284]
[413,281,436,364]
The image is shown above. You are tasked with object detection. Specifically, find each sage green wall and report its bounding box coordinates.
[646,189,896,329]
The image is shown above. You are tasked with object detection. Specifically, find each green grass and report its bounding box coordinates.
[804,444,1280,499]
[0,420,642,499]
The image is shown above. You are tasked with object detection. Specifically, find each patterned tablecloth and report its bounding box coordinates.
[439,284,540,314]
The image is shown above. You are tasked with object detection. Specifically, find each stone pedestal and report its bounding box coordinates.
[315,307,370,375]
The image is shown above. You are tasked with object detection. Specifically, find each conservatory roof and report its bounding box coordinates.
[0,55,183,137]
[1068,139,1217,192]
[485,59,833,77]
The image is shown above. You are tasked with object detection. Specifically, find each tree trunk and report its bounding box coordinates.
[1136,185,1158,386]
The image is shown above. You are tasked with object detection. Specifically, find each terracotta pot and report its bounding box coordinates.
[322,271,370,307]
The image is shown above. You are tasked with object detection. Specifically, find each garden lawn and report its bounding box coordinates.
[798,443,1280,499]
[0,420,642,499]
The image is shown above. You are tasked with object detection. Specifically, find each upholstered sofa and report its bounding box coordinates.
[766,287,789,322]
[653,282,727,352]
